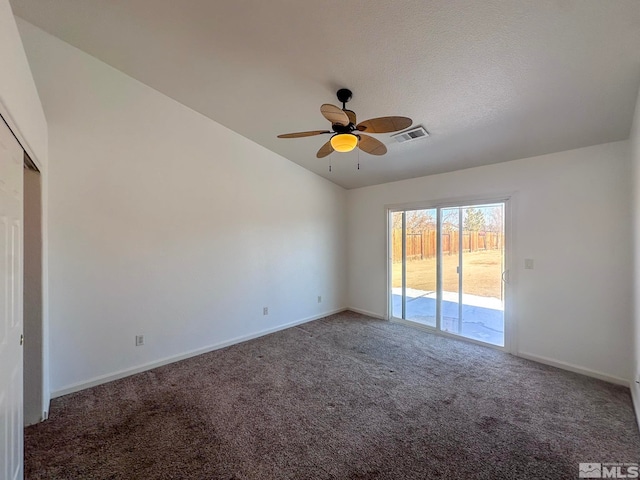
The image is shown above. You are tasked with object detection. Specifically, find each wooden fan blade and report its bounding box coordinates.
[277,130,331,139]
[358,134,387,156]
[344,109,357,125]
[321,104,349,126]
[356,116,412,133]
[316,140,334,158]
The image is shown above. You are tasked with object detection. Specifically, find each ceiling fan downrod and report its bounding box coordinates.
[336,88,352,109]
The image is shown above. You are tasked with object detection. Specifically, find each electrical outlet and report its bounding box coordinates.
[263,307,268,315]
[135,335,145,346]
[317,296,322,303]
[524,259,534,270]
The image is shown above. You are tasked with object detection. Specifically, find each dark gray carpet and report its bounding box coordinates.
[25,311,640,479]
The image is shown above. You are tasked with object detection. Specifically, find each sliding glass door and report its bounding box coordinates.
[390,202,506,347]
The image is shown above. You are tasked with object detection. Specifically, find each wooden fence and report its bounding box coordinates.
[392,229,503,261]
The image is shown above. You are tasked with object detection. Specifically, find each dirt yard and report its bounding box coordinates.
[392,249,503,299]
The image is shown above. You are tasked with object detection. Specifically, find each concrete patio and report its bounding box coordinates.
[392,288,504,346]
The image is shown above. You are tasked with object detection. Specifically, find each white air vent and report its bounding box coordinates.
[391,126,429,144]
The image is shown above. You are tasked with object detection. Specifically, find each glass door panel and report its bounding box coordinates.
[460,204,505,346]
[440,208,461,335]
[404,209,437,327]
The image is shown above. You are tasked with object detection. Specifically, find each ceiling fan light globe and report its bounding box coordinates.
[330,133,358,153]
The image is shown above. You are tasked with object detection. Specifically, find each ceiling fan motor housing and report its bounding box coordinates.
[332,122,353,133]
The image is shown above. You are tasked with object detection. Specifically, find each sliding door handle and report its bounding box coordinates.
[501,270,509,284]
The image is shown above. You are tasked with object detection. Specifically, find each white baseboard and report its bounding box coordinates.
[516,351,629,386]
[51,308,346,398]
[631,379,640,433]
[43,392,50,421]
[346,306,386,320]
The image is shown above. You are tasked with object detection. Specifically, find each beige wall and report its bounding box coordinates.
[0,0,47,167]
[19,20,348,395]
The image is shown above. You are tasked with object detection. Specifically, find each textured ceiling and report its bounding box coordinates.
[11,0,640,189]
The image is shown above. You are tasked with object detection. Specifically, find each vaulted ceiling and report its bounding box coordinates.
[11,0,640,189]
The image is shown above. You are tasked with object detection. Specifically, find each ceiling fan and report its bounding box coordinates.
[277,88,412,158]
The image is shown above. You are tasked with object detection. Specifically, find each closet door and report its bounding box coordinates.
[0,119,25,480]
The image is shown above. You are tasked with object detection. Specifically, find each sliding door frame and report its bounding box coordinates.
[386,194,515,353]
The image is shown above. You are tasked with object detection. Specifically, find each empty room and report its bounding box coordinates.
[2,1,640,479]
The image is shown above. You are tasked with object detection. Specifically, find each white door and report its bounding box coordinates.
[0,120,24,480]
